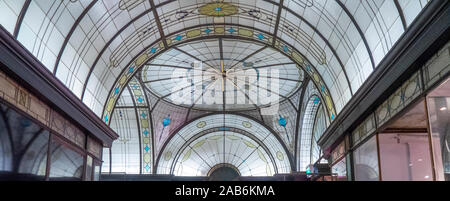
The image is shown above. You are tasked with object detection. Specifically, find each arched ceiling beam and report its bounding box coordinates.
[145,63,193,70]
[13,0,31,39]
[393,0,408,30]
[293,76,311,170]
[220,38,226,112]
[272,0,284,47]
[334,0,376,70]
[52,0,98,75]
[178,37,268,121]
[219,38,224,62]
[149,0,168,48]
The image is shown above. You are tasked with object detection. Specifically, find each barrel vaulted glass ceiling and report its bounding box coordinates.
[0,0,430,174]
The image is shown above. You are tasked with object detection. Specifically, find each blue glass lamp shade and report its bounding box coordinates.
[278,115,287,127]
[162,116,171,127]
[159,115,172,141]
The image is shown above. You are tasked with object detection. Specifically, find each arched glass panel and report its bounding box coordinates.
[311,105,326,165]
[157,114,291,175]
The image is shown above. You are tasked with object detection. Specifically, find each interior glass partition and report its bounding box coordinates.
[48,137,84,181]
[0,101,49,180]
[427,78,450,181]
[93,161,101,181]
[331,158,347,181]
[353,136,379,181]
[85,155,93,181]
[376,100,434,181]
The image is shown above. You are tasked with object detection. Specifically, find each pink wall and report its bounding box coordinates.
[378,134,433,181]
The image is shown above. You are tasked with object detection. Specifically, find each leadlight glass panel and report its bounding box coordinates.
[353,136,379,181]
[157,114,291,175]
[49,138,84,181]
[0,101,49,178]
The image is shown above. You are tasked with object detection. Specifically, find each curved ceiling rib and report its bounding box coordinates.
[149,0,168,48]
[271,0,284,46]
[293,76,310,169]
[393,0,408,30]
[125,84,143,174]
[13,0,30,39]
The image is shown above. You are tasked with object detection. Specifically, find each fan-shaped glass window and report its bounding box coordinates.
[208,164,241,181]
[157,114,291,176]
[173,131,276,177]
[353,136,379,181]
[49,138,84,181]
